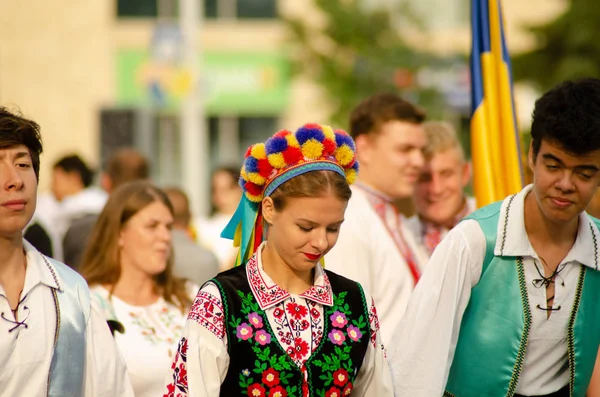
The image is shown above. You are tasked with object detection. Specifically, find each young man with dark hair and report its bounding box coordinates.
[390,79,600,397]
[0,107,133,395]
[326,93,429,343]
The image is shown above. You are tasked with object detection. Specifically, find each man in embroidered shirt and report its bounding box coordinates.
[325,93,429,343]
[389,79,600,397]
[0,107,134,396]
[406,121,475,257]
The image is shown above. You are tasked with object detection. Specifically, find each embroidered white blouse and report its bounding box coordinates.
[0,241,133,396]
[388,185,600,396]
[164,243,393,397]
[91,283,198,397]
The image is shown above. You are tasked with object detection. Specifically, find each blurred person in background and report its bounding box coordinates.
[52,155,106,258]
[62,147,150,269]
[325,93,429,343]
[0,107,133,396]
[196,166,242,271]
[164,186,219,285]
[80,181,197,397]
[406,121,475,257]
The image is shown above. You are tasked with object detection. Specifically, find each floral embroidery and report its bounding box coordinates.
[332,369,349,387]
[249,312,264,328]
[314,291,368,397]
[347,325,362,342]
[262,368,280,387]
[256,329,272,345]
[187,290,225,340]
[248,383,267,396]
[269,385,288,397]
[233,290,300,396]
[328,329,346,345]
[163,338,189,397]
[129,302,184,345]
[330,311,348,328]
[237,323,254,340]
[286,302,308,319]
[325,386,342,397]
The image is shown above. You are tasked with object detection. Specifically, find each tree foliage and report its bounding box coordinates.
[513,0,600,91]
[284,0,443,126]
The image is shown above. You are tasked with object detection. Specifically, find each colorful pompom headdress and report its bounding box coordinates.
[221,123,359,266]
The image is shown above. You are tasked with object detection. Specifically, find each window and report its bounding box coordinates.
[117,0,157,17]
[208,116,278,170]
[236,0,277,19]
[204,0,277,19]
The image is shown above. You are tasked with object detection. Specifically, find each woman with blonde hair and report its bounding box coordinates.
[80,180,197,397]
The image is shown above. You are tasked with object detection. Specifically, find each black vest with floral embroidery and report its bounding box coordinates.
[212,264,371,397]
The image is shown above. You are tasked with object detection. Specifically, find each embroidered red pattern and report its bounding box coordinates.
[368,298,380,348]
[187,291,225,340]
[247,256,291,309]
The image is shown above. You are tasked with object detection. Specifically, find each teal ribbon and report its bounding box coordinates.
[221,195,259,266]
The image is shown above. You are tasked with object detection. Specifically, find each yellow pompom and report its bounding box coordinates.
[345,169,358,185]
[245,192,263,203]
[285,134,300,148]
[246,172,266,185]
[251,143,267,160]
[335,145,354,166]
[268,153,287,169]
[240,166,248,181]
[302,139,324,159]
[321,125,336,141]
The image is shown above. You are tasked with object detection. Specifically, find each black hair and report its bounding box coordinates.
[0,107,43,179]
[531,78,600,159]
[54,155,94,187]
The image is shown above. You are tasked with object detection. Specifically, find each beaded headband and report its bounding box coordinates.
[221,123,359,266]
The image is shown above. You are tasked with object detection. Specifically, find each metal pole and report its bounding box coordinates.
[179,0,208,217]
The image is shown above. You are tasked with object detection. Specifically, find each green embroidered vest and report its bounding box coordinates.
[445,200,600,397]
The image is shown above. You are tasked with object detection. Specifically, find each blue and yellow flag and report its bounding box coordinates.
[470,0,524,207]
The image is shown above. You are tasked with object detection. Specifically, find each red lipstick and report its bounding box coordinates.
[303,253,321,261]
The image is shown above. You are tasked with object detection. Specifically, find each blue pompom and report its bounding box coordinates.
[265,136,288,155]
[335,134,355,151]
[238,176,245,188]
[244,157,259,173]
[296,126,325,145]
[352,160,359,172]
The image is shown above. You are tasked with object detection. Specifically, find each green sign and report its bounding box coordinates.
[116,49,291,114]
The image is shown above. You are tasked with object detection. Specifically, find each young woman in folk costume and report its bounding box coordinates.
[164,124,394,397]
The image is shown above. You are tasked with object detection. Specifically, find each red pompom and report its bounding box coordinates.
[257,158,273,178]
[244,145,253,158]
[274,129,292,138]
[303,122,321,130]
[322,139,336,156]
[282,146,304,165]
[244,181,262,196]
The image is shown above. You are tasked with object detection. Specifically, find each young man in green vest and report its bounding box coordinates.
[389,78,600,397]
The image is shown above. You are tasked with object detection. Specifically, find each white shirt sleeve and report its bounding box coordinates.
[352,296,394,397]
[326,222,375,293]
[388,220,486,397]
[164,282,230,397]
[84,300,135,397]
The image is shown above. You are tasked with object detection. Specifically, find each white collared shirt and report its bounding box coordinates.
[0,241,134,396]
[388,185,600,396]
[325,185,429,344]
[405,196,477,257]
[164,242,393,397]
